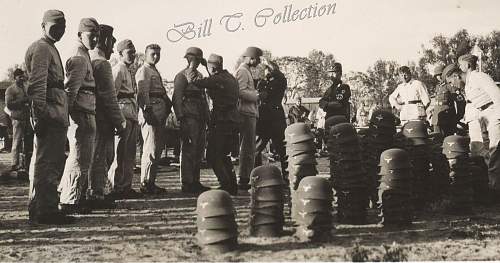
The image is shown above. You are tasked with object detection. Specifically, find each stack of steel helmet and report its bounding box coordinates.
[442,135,474,214]
[293,176,333,241]
[398,120,431,209]
[359,110,397,206]
[249,165,286,237]
[285,123,318,192]
[196,190,238,253]
[377,148,413,227]
[428,132,450,199]
[327,122,368,224]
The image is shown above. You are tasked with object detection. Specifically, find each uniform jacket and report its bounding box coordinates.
[465,70,500,118]
[25,37,69,127]
[431,82,458,125]
[90,49,125,130]
[5,83,29,120]
[389,79,430,121]
[136,63,172,124]
[258,71,287,122]
[319,79,351,119]
[173,67,209,121]
[235,63,259,117]
[112,61,138,122]
[65,42,97,115]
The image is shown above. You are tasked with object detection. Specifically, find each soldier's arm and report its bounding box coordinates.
[344,85,352,101]
[65,56,87,111]
[111,65,123,96]
[95,60,125,128]
[172,73,187,120]
[236,69,259,102]
[388,86,401,109]
[26,44,50,120]
[318,89,331,111]
[477,73,500,105]
[136,67,151,109]
[5,87,26,110]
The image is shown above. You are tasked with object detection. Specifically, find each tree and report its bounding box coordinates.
[307,49,336,93]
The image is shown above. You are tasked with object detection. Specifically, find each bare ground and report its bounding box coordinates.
[1,152,500,262]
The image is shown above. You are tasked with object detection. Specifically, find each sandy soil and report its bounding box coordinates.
[1,153,500,262]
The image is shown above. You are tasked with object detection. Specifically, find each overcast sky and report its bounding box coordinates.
[1,0,499,80]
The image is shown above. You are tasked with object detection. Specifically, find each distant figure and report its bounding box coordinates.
[319,62,351,120]
[288,97,310,124]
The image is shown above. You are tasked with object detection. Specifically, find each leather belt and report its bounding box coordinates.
[478,101,493,111]
[117,93,135,99]
[405,100,422,104]
[436,102,451,106]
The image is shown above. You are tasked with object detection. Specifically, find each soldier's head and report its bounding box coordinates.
[96,24,116,60]
[327,62,342,81]
[433,64,445,82]
[41,10,66,42]
[184,47,204,69]
[263,60,280,77]
[78,18,99,50]
[398,66,412,83]
[296,97,302,105]
[242,47,263,67]
[207,54,223,75]
[13,69,26,85]
[145,44,161,65]
[443,64,464,89]
[458,54,478,73]
[117,39,136,65]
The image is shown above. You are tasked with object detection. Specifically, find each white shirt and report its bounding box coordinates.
[389,79,430,108]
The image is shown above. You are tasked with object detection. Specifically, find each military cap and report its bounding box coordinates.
[250,200,282,209]
[196,229,238,245]
[207,54,223,65]
[13,68,24,78]
[196,190,235,217]
[402,120,428,139]
[250,165,284,188]
[242,46,263,58]
[249,213,281,225]
[378,166,412,176]
[285,123,315,143]
[296,176,333,200]
[42,9,65,24]
[442,135,470,153]
[458,54,478,64]
[184,47,204,59]
[288,153,317,165]
[294,198,333,213]
[433,65,445,76]
[116,39,135,52]
[442,64,460,79]
[370,110,396,127]
[78,17,99,33]
[294,211,333,226]
[252,205,284,216]
[197,214,237,230]
[327,62,342,72]
[330,123,358,139]
[252,185,284,201]
[379,149,411,169]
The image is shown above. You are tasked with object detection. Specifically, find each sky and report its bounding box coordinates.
[1,0,500,80]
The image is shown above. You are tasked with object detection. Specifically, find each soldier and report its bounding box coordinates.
[173,47,210,194]
[25,10,73,224]
[88,24,126,208]
[288,97,310,124]
[58,18,99,214]
[255,60,288,182]
[389,66,430,125]
[235,47,262,190]
[319,62,351,120]
[135,44,173,194]
[109,39,142,199]
[458,54,500,193]
[188,54,240,195]
[431,64,459,136]
[5,68,32,178]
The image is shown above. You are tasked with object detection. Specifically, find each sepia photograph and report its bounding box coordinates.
[0,0,500,261]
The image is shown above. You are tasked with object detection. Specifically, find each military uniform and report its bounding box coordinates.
[432,82,458,136]
[88,26,125,201]
[173,56,209,192]
[255,70,287,181]
[189,55,239,194]
[318,80,351,120]
[26,13,70,222]
[136,62,172,191]
[389,79,430,124]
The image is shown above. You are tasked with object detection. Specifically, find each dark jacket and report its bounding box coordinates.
[319,80,351,119]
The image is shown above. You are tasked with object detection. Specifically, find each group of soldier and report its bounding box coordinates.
[3,9,499,226]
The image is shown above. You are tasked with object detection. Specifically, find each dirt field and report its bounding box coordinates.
[1,152,500,262]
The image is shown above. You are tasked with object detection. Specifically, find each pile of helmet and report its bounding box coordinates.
[377,148,413,227]
[398,120,431,209]
[442,135,474,214]
[428,132,451,199]
[196,190,238,253]
[249,165,286,237]
[285,123,318,192]
[327,122,368,224]
[293,176,333,241]
[359,110,397,206]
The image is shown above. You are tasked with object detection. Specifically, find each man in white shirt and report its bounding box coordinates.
[389,66,430,124]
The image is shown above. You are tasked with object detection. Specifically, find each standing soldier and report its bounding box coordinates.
[389,66,430,125]
[25,10,73,224]
[173,47,210,194]
[430,64,459,136]
[109,39,142,199]
[5,68,32,178]
[58,18,99,214]
[458,54,500,193]
[319,62,351,120]
[188,54,240,195]
[255,60,288,182]
[88,24,126,208]
[136,44,172,194]
[235,47,262,190]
